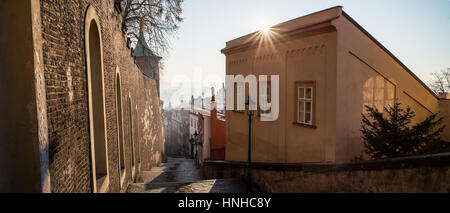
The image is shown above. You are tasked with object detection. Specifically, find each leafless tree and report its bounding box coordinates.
[120,0,184,56]
[429,68,450,94]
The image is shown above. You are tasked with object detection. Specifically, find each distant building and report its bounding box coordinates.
[190,95,210,161]
[209,100,226,160]
[192,85,226,113]
[222,6,450,164]
[197,110,211,164]
[216,83,227,113]
[164,108,190,157]
[190,89,226,164]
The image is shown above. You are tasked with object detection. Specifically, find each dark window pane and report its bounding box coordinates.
[306,102,311,113]
[299,101,304,123]
[305,112,311,124]
[306,88,312,99]
[299,88,304,99]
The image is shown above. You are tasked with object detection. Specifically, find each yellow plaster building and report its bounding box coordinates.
[222,6,450,163]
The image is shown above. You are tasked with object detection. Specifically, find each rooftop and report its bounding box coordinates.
[221,6,438,100]
[134,33,160,58]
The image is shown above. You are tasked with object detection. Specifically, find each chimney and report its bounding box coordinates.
[438,92,450,100]
[211,87,217,111]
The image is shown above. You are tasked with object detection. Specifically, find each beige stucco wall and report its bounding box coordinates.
[251,50,286,163]
[333,10,441,162]
[283,32,337,163]
[225,50,254,162]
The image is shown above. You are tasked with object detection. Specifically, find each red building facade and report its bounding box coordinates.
[210,104,226,161]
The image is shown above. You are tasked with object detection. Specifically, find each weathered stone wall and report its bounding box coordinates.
[204,153,450,193]
[40,0,164,193]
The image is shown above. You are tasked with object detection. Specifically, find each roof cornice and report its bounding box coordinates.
[221,6,342,55]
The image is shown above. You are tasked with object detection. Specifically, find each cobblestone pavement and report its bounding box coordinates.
[127,157,248,193]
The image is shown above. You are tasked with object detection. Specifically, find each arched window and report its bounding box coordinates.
[85,5,109,193]
[128,94,136,179]
[135,105,140,165]
[115,68,126,186]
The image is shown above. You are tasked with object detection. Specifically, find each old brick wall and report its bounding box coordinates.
[204,153,450,193]
[40,0,164,193]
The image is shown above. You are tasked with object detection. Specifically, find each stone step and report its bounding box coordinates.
[127,179,248,193]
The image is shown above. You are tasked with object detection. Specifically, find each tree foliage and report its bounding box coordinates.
[121,0,184,56]
[429,68,450,94]
[361,103,445,159]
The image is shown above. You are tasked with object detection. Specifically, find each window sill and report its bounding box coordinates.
[120,169,126,187]
[96,175,109,193]
[131,165,136,182]
[293,122,317,129]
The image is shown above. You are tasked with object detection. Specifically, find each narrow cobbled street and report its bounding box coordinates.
[127,157,248,193]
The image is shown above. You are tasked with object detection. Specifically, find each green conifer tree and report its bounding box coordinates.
[361,102,445,159]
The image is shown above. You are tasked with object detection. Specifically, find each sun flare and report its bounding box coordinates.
[258,22,272,33]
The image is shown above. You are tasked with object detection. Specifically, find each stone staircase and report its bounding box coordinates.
[127,157,248,193]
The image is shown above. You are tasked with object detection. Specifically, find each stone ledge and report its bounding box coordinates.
[204,152,450,173]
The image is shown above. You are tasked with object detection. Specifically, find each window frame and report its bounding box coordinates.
[294,81,316,128]
[85,5,110,193]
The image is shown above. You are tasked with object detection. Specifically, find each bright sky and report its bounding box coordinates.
[161,0,450,107]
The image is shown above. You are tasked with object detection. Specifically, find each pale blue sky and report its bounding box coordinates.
[161,0,450,107]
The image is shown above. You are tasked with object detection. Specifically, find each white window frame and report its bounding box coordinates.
[297,86,313,125]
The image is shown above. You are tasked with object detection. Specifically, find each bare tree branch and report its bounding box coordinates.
[120,0,183,56]
[429,68,450,94]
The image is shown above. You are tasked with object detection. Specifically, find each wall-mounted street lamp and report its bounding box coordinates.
[245,96,255,192]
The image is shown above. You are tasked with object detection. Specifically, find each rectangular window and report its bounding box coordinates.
[295,81,315,126]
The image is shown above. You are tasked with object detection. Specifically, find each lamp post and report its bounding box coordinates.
[245,96,255,192]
